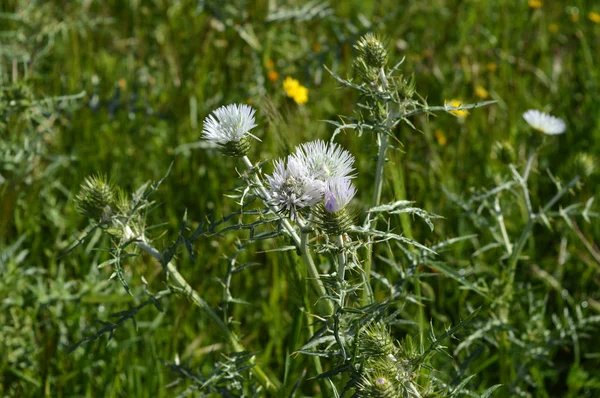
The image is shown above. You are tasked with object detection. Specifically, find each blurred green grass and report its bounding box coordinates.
[1,0,599,396]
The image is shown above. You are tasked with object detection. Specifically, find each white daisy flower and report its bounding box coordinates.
[522,109,566,135]
[323,177,357,213]
[202,104,259,145]
[291,140,355,183]
[265,156,323,220]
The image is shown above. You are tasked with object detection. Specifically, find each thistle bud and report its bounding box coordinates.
[393,74,416,100]
[354,33,388,70]
[491,141,515,165]
[357,371,399,398]
[359,323,397,359]
[572,153,596,178]
[353,58,380,84]
[76,174,115,220]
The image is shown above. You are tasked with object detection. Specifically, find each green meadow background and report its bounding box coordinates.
[1,0,599,396]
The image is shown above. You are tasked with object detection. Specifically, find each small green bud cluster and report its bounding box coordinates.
[76,174,140,240]
[353,33,388,84]
[352,33,418,124]
[356,323,424,398]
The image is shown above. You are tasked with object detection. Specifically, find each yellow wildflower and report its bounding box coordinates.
[474,85,489,99]
[293,86,308,105]
[267,70,279,82]
[570,13,580,22]
[528,0,542,9]
[446,99,469,118]
[589,12,600,24]
[283,76,299,93]
[283,77,309,105]
[434,129,447,146]
[118,78,127,89]
[549,23,559,32]
[265,59,275,69]
[486,62,498,73]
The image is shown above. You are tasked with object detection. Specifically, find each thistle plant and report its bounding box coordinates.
[65,32,599,398]
[444,109,600,394]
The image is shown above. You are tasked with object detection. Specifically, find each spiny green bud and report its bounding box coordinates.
[115,187,132,215]
[357,371,399,398]
[354,33,388,69]
[392,74,416,100]
[359,323,397,359]
[353,58,379,84]
[397,334,420,362]
[219,134,253,157]
[76,174,115,220]
[491,141,515,164]
[313,204,355,235]
[572,153,596,178]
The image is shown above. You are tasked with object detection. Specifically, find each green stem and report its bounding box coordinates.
[335,235,346,307]
[494,197,513,254]
[362,67,392,305]
[242,156,332,314]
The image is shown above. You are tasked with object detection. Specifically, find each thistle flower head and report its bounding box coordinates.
[265,157,323,220]
[323,178,357,213]
[523,109,566,135]
[202,104,259,156]
[76,174,115,220]
[313,178,356,234]
[292,140,355,183]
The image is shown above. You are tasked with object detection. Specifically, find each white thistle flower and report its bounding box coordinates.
[522,109,566,135]
[202,104,259,144]
[265,156,323,220]
[292,140,355,183]
[324,178,357,213]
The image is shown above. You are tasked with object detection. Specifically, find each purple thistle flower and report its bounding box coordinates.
[323,178,357,213]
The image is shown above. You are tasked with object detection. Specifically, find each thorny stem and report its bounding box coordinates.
[133,236,279,392]
[363,67,392,305]
[241,156,333,314]
[336,235,346,306]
